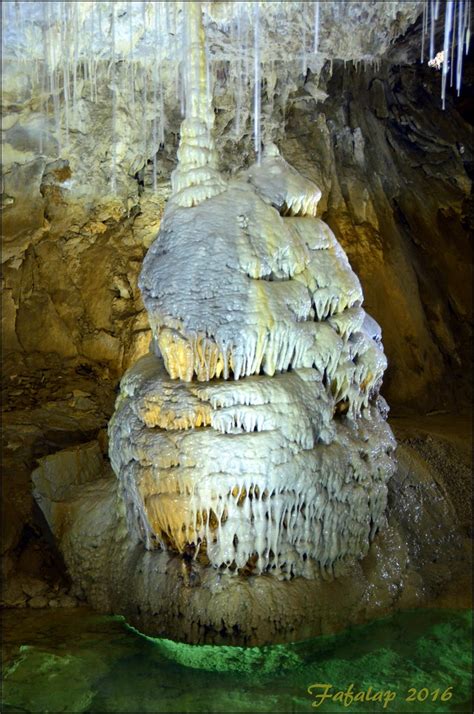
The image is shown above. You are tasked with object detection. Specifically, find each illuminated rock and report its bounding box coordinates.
[113,142,396,579]
[109,353,395,580]
[110,1,396,586]
[140,149,386,412]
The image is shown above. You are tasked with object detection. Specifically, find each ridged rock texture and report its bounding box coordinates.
[109,146,396,583]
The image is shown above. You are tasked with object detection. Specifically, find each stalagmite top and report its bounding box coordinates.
[247,143,322,217]
[170,1,225,207]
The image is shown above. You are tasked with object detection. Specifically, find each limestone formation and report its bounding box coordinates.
[29,430,468,645]
[110,354,395,580]
[108,3,397,592]
[111,141,396,584]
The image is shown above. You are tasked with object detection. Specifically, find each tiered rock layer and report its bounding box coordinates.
[110,150,396,579]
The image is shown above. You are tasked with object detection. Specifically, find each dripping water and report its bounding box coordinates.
[465,0,470,51]
[60,1,69,148]
[90,1,98,103]
[424,0,471,108]
[180,1,186,118]
[72,3,79,123]
[253,1,261,164]
[47,1,62,155]
[314,0,320,53]
[88,1,94,103]
[2,0,472,179]
[39,3,49,156]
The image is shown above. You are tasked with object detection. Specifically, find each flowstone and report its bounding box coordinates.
[110,149,396,582]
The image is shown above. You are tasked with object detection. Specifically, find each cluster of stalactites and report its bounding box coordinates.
[2,1,471,168]
[154,318,386,422]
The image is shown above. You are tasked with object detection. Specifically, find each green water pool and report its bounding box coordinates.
[1,607,472,713]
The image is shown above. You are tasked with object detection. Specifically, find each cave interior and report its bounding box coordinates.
[1,0,473,689]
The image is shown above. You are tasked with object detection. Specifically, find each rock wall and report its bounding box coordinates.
[282,59,473,412]
[2,189,165,374]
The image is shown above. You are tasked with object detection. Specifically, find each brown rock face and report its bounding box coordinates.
[2,198,160,375]
[282,60,472,412]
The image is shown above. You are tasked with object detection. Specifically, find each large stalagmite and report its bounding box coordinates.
[110,140,396,579]
[109,2,396,580]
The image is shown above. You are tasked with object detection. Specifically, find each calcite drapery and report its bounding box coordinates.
[139,149,386,412]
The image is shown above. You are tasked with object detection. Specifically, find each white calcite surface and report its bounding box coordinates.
[112,124,397,579]
[109,353,395,579]
[140,149,387,419]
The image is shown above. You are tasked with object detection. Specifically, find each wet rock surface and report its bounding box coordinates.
[391,413,473,538]
[283,59,473,412]
[14,396,470,645]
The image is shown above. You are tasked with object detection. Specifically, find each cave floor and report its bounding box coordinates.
[1,606,472,713]
[390,411,472,538]
[391,411,472,459]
